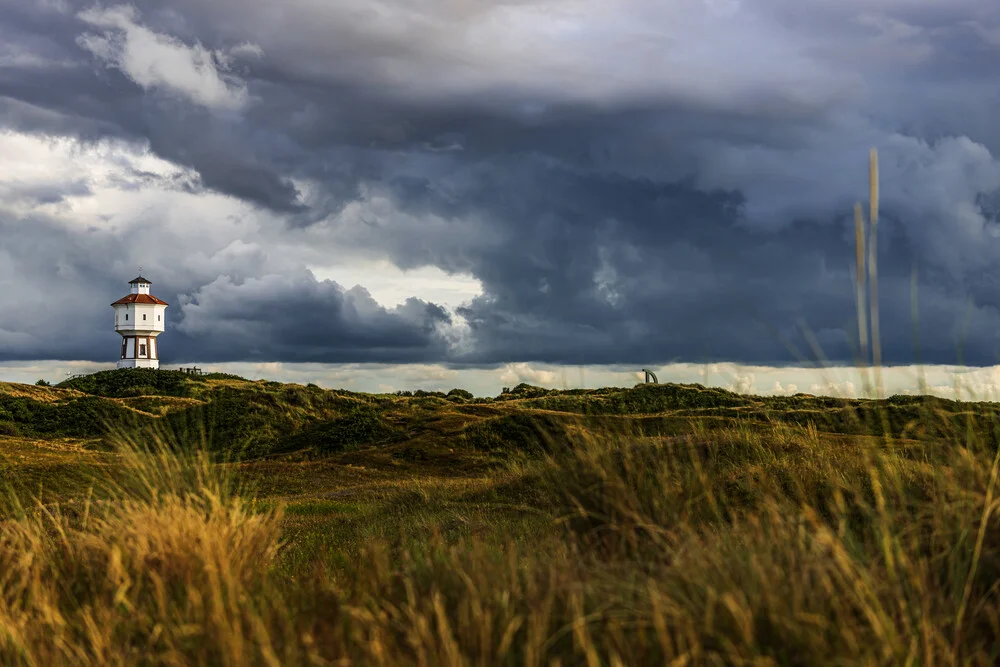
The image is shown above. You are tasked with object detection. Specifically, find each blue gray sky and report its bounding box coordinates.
[1,0,1000,396]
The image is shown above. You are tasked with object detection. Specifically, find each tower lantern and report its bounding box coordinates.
[111,274,168,369]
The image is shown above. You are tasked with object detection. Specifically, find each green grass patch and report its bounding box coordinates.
[284,499,365,516]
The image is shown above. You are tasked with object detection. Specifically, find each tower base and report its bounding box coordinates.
[117,358,160,370]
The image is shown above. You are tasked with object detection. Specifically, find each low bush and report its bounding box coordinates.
[461,413,568,455]
[0,394,149,439]
[58,369,197,398]
[446,388,474,401]
[275,404,403,455]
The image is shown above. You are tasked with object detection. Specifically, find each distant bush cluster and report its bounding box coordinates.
[58,369,196,398]
[461,413,567,455]
[6,370,1000,462]
[275,404,403,455]
[0,393,146,439]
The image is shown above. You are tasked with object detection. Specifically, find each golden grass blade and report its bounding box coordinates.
[868,148,882,398]
[854,202,868,366]
[953,443,1000,656]
[911,260,927,395]
[869,148,879,228]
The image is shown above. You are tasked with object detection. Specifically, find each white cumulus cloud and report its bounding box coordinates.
[76,4,256,111]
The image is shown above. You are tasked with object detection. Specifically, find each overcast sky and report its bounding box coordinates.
[2,0,1000,396]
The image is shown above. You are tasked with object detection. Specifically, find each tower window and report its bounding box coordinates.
[158,315,161,321]
[143,314,146,321]
[140,344,146,356]
[125,314,128,321]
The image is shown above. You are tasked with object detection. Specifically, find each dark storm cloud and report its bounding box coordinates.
[377,161,1000,366]
[1,0,1000,366]
[0,211,453,364]
[171,273,453,364]
[0,1,305,212]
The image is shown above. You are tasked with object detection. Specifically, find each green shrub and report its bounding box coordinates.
[58,369,196,398]
[601,383,750,413]
[276,405,402,454]
[461,413,567,455]
[161,388,302,458]
[200,372,248,381]
[495,383,552,401]
[0,395,149,439]
[446,388,474,402]
[392,389,446,400]
[119,385,158,398]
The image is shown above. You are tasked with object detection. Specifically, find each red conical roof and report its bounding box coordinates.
[111,294,169,306]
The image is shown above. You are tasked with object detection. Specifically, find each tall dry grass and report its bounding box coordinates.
[3,421,1000,665]
[541,425,1000,665]
[0,441,294,666]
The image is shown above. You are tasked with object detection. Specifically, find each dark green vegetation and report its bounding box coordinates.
[3,371,1000,664]
[5,369,996,458]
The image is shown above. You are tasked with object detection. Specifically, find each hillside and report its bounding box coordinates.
[3,369,998,505]
[3,369,996,461]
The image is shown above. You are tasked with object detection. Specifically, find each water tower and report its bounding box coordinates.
[111,274,168,369]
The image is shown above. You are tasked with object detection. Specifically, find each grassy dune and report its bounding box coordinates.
[1,371,1000,664]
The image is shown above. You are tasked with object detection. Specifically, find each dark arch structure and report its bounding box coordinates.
[642,368,658,384]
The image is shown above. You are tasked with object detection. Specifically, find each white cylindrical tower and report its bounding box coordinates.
[111,275,169,369]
